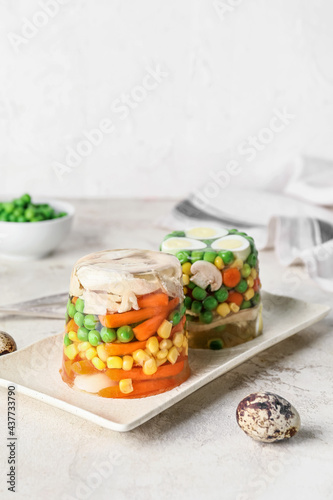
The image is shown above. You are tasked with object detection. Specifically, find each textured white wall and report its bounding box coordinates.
[0,0,333,198]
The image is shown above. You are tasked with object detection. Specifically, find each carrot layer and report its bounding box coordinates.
[226,291,243,307]
[137,292,169,309]
[103,339,149,356]
[66,318,78,333]
[71,360,96,375]
[222,268,241,288]
[105,360,185,381]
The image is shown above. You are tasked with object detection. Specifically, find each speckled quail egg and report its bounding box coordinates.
[236,392,301,443]
[0,331,17,355]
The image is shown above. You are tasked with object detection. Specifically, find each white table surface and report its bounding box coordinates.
[0,199,332,500]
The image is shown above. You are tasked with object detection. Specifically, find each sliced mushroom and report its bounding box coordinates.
[190,261,222,291]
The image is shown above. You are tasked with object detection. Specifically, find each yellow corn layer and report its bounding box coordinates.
[119,379,133,394]
[214,256,224,269]
[68,331,79,342]
[167,346,179,365]
[122,355,134,371]
[64,343,79,360]
[107,356,123,369]
[230,302,240,313]
[156,348,168,360]
[160,339,173,350]
[244,287,255,301]
[251,268,258,279]
[143,358,157,375]
[133,349,150,365]
[156,358,167,367]
[157,320,173,339]
[78,351,86,359]
[97,344,109,362]
[183,286,188,295]
[78,341,91,352]
[247,276,254,288]
[92,357,106,371]
[182,274,190,286]
[86,347,97,360]
[216,302,230,317]
[146,336,159,355]
[231,259,243,269]
[173,332,184,348]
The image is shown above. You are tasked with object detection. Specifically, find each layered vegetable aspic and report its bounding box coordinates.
[160,227,263,349]
[60,249,189,398]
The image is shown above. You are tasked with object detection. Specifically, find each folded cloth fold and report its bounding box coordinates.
[159,186,333,292]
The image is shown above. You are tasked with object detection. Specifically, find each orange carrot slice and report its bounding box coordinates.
[103,339,148,356]
[253,278,260,292]
[137,292,169,309]
[133,313,166,341]
[99,306,163,329]
[72,297,78,305]
[71,360,95,375]
[105,360,185,382]
[226,291,243,307]
[222,268,241,288]
[66,319,78,333]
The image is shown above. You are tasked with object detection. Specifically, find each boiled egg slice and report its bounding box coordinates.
[185,226,228,240]
[212,235,251,261]
[161,237,207,254]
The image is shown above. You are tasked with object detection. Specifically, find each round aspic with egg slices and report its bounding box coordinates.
[61,249,189,398]
[160,226,263,349]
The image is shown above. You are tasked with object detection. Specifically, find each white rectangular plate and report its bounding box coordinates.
[0,292,329,432]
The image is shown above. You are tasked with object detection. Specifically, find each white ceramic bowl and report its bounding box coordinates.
[0,200,74,260]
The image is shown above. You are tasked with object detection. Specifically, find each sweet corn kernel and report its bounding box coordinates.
[247,276,254,288]
[216,302,231,318]
[143,358,158,375]
[107,356,123,369]
[119,379,133,394]
[156,358,167,367]
[92,357,106,371]
[251,268,258,279]
[182,262,192,275]
[157,320,173,339]
[244,288,255,301]
[86,347,97,360]
[97,344,109,362]
[68,330,79,342]
[167,346,180,365]
[173,332,184,348]
[64,343,79,360]
[230,302,240,313]
[78,341,91,352]
[160,339,173,350]
[182,274,190,286]
[78,351,86,359]
[183,286,188,295]
[156,348,168,360]
[132,349,150,365]
[146,336,159,355]
[231,259,243,269]
[122,355,134,371]
[214,256,224,269]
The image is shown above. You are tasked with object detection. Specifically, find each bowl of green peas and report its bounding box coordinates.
[0,194,74,260]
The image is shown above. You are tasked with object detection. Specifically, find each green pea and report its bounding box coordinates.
[203,251,217,263]
[100,327,117,343]
[117,325,134,343]
[252,293,261,306]
[187,281,196,290]
[0,213,9,221]
[31,216,43,222]
[241,263,251,278]
[214,287,228,303]
[77,326,89,341]
[67,303,76,318]
[218,250,234,264]
[240,300,252,310]
[57,211,67,218]
[17,216,26,222]
[199,310,213,324]
[228,229,238,234]
[74,312,84,327]
[8,214,16,222]
[176,251,191,264]
[63,333,72,346]
[75,298,85,313]
[84,314,98,330]
[202,239,214,246]
[237,232,248,236]
[208,338,224,350]
[192,286,207,300]
[184,296,192,309]
[169,310,181,325]
[24,207,35,220]
[13,207,24,217]
[21,193,31,205]
[164,231,185,240]
[247,253,257,267]
[191,250,204,263]
[180,303,186,316]
[3,202,15,213]
[235,280,248,293]
[88,330,101,346]
[203,296,218,311]
[212,325,226,332]
[191,300,202,314]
